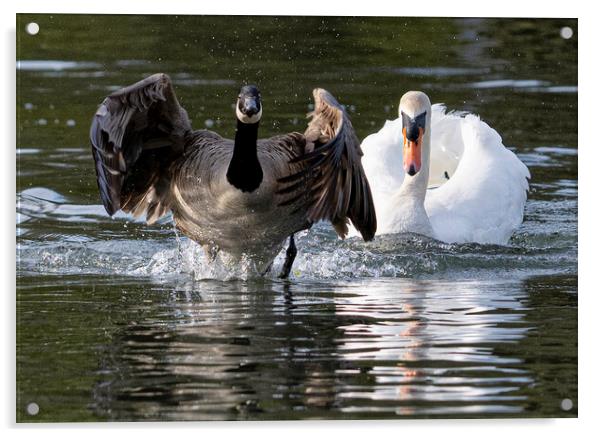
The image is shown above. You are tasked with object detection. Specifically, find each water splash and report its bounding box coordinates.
[20,225,575,282]
[16,179,576,282]
[135,239,272,281]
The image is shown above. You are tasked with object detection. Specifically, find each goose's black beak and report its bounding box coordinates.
[242,98,259,116]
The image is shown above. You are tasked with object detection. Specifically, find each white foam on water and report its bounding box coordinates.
[134,239,270,281]
[16,183,576,282]
[112,229,561,282]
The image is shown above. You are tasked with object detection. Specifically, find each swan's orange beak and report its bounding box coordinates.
[403,127,423,176]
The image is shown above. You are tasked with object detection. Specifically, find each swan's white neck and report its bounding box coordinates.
[384,119,434,237]
[399,128,431,201]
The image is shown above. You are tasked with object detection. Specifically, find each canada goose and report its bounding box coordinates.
[90,73,376,277]
[354,91,529,244]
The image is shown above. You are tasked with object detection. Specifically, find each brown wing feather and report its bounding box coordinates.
[89,73,192,223]
[277,88,377,241]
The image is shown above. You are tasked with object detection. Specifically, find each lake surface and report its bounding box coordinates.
[16,15,577,421]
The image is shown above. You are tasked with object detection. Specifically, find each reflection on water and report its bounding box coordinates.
[17,275,575,421]
[335,280,531,416]
[16,15,577,421]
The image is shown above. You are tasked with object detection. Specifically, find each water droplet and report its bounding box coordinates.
[24,103,34,110]
[36,118,47,126]
[66,119,76,127]
[205,119,215,128]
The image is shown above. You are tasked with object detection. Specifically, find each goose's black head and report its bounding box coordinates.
[236,85,262,124]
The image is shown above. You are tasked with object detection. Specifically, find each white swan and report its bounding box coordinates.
[357,91,530,245]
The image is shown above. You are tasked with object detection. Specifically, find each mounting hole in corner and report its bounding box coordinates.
[26,402,39,416]
[560,398,573,411]
[560,26,573,39]
[26,22,39,36]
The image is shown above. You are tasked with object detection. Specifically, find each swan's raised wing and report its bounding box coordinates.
[426,107,530,244]
[277,88,377,241]
[90,73,192,223]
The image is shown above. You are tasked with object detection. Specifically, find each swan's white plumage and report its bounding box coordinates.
[357,104,530,245]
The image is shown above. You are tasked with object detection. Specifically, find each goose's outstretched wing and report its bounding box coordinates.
[90,73,192,223]
[278,88,376,241]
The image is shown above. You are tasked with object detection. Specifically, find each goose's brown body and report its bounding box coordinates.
[169,131,309,269]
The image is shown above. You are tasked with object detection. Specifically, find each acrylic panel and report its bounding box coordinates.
[16,14,577,422]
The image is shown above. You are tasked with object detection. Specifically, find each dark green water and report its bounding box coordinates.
[16,15,577,421]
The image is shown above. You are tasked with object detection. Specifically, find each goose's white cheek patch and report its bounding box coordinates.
[236,105,262,124]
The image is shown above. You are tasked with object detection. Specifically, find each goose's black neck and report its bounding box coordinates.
[226,120,263,193]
